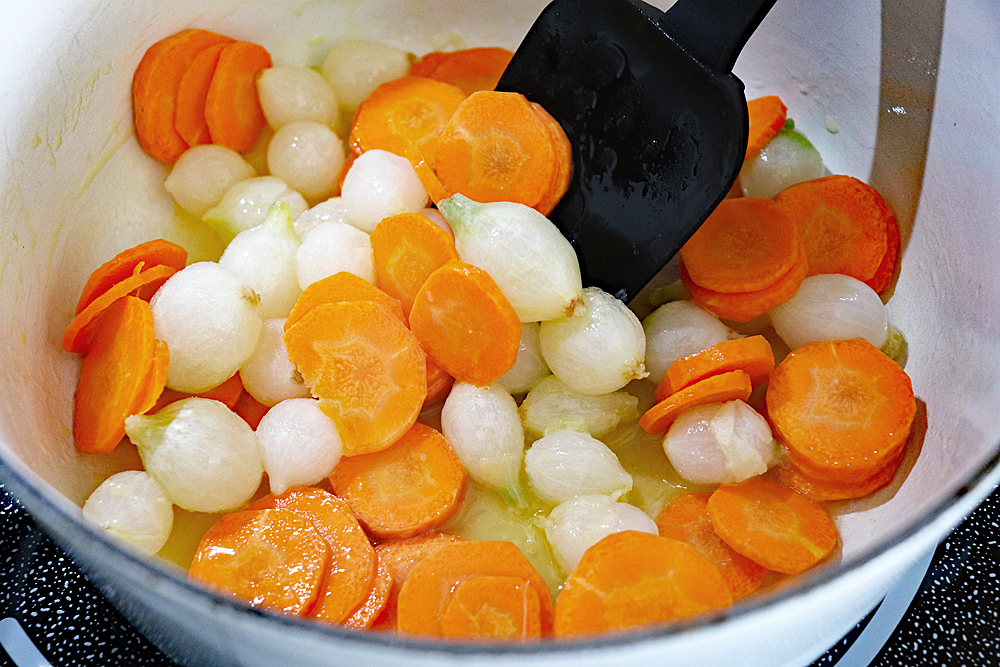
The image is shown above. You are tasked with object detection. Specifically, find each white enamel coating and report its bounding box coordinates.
[1,1,999,666]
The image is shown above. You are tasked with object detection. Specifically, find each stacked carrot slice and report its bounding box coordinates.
[133,29,272,162]
[65,239,187,454]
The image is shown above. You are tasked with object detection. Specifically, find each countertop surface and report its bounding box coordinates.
[2,482,999,667]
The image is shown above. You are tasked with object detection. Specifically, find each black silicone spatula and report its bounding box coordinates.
[496,0,776,302]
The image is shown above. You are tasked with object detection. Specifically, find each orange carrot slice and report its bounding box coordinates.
[350,76,466,162]
[639,370,753,436]
[707,477,838,575]
[773,441,906,502]
[440,575,542,639]
[396,541,553,636]
[72,297,156,454]
[373,533,466,630]
[250,487,377,624]
[865,211,900,294]
[150,372,245,414]
[344,555,393,629]
[285,271,406,331]
[204,41,273,153]
[529,102,573,216]
[434,91,558,210]
[679,241,808,322]
[175,41,230,147]
[75,239,188,315]
[404,144,451,205]
[370,212,459,316]
[189,508,329,614]
[283,300,427,455]
[419,47,514,96]
[330,422,466,539]
[775,175,890,282]
[63,263,177,354]
[132,29,235,162]
[132,340,170,416]
[553,531,732,636]
[655,335,774,401]
[766,338,916,481]
[745,95,787,160]
[233,390,270,430]
[423,354,455,407]
[679,198,800,294]
[409,259,521,387]
[656,493,768,600]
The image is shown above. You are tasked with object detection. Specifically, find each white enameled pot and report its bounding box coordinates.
[1,0,998,665]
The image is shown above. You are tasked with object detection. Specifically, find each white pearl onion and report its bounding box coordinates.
[643,301,731,385]
[770,274,889,350]
[321,41,410,109]
[202,176,308,242]
[240,319,312,406]
[164,145,255,217]
[524,429,632,505]
[257,66,339,129]
[493,322,550,394]
[340,149,429,233]
[545,495,657,573]
[296,220,375,288]
[126,398,263,513]
[540,287,647,395]
[82,471,173,555]
[663,400,777,485]
[219,202,302,319]
[740,130,825,199]
[256,398,343,496]
[151,262,262,394]
[293,196,352,241]
[267,121,345,200]
[519,375,638,438]
[441,382,524,491]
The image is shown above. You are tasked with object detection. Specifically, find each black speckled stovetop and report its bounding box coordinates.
[2,482,999,667]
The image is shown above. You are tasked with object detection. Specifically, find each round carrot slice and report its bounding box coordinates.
[440,575,542,640]
[419,47,514,96]
[775,175,890,282]
[408,259,521,387]
[370,212,459,316]
[639,370,753,436]
[132,29,234,162]
[766,338,915,480]
[189,508,329,615]
[396,541,553,636]
[529,102,573,217]
[655,335,775,401]
[63,263,178,354]
[405,145,452,205]
[657,493,769,600]
[284,272,406,331]
[745,95,787,160]
[343,555,394,629]
[773,442,906,502]
[423,354,455,407]
[350,76,467,162]
[204,41,272,153]
[434,90,556,209]
[330,422,466,540]
[679,240,808,322]
[679,197,800,294]
[865,211,900,294]
[74,239,188,315]
[131,340,170,416]
[707,477,838,575]
[175,41,229,147]
[373,532,466,630]
[72,296,156,454]
[283,300,427,456]
[249,487,377,624]
[553,531,732,636]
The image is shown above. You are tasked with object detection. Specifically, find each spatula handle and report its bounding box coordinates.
[658,0,777,72]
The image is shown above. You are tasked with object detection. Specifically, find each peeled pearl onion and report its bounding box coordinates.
[545,495,658,573]
[524,429,632,505]
[441,383,524,491]
[82,471,173,555]
[257,66,338,129]
[240,319,312,406]
[296,221,375,288]
[257,398,343,495]
[164,145,255,217]
[643,301,731,385]
[267,121,345,200]
[341,150,429,232]
[770,274,888,350]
